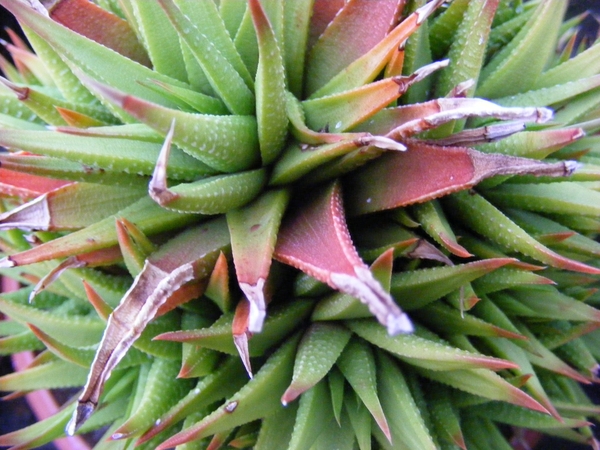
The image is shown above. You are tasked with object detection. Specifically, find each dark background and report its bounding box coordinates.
[0,1,600,449]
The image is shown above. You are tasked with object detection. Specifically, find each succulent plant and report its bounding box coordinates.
[1,0,600,448]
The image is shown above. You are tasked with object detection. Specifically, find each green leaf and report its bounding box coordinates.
[281,322,351,405]
[416,366,548,414]
[156,332,300,449]
[0,0,187,116]
[249,0,289,164]
[67,218,231,434]
[0,356,88,391]
[0,129,214,181]
[434,0,498,99]
[0,398,74,449]
[391,258,515,310]
[347,319,516,372]
[376,351,437,450]
[477,0,568,98]
[336,339,390,441]
[136,357,247,445]
[227,189,289,331]
[535,41,600,88]
[445,190,600,274]
[287,380,332,450]
[124,0,188,82]
[0,182,147,232]
[111,358,193,440]
[304,0,405,96]
[86,80,260,172]
[1,196,197,267]
[253,401,297,450]
[0,297,104,346]
[157,0,254,115]
[469,401,588,429]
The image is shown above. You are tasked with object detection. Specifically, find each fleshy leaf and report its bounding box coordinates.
[482,336,563,419]
[416,366,548,414]
[391,258,516,311]
[274,181,413,335]
[425,382,466,449]
[437,0,498,98]
[303,60,448,133]
[376,351,438,450]
[0,297,105,346]
[110,358,192,440]
[412,200,472,258]
[413,302,527,340]
[281,322,351,405]
[156,0,254,116]
[0,182,146,232]
[232,297,253,378]
[484,182,600,218]
[513,320,592,384]
[0,0,187,111]
[227,190,289,332]
[203,252,232,313]
[66,218,231,434]
[0,397,75,449]
[0,128,214,181]
[446,190,600,275]
[307,0,446,98]
[249,0,289,164]
[154,299,314,357]
[493,286,600,323]
[287,379,333,450]
[0,168,70,199]
[304,0,404,96]
[337,338,391,442]
[476,0,567,98]
[0,197,197,268]
[155,333,300,449]
[148,122,266,214]
[136,357,247,445]
[346,141,577,215]
[0,356,88,392]
[348,319,517,372]
[115,217,157,277]
[469,401,589,430]
[123,0,188,81]
[48,0,150,65]
[85,79,260,173]
[0,76,114,126]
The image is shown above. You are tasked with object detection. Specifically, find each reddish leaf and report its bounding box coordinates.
[346,141,578,215]
[308,0,346,49]
[274,182,412,335]
[0,168,70,199]
[306,0,405,95]
[48,0,150,66]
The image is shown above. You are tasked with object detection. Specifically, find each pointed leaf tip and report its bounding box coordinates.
[233,298,253,378]
[275,182,413,335]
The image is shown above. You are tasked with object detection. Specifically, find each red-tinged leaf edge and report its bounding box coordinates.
[346,141,578,216]
[274,181,413,335]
